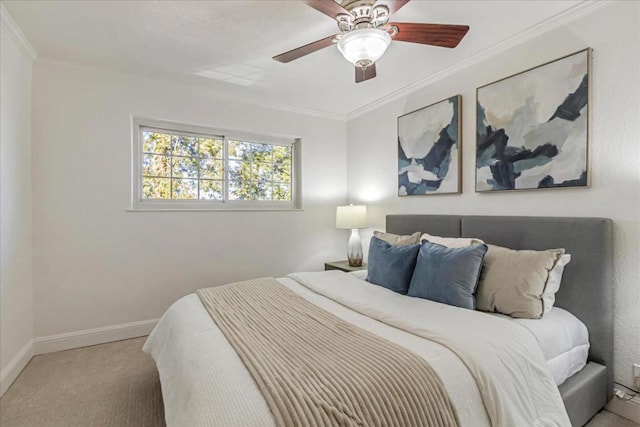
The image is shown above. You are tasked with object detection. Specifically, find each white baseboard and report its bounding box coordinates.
[32,319,158,355]
[1,319,158,396]
[606,396,640,424]
[0,340,34,397]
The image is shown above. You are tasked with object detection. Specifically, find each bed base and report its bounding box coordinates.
[560,362,607,426]
[386,215,613,427]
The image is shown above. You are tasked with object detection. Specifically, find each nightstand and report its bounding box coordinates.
[324,260,367,272]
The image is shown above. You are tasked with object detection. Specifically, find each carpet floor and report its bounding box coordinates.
[0,337,164,427]
[0,337,637,427]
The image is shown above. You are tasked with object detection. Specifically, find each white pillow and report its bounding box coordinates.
[542,254,571,315]
[373,231,421,246]
[420,233,484,248]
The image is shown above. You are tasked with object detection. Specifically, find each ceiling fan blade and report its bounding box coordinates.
[273,34,338,63]
[355,63,377,83]
[304,0,350,19]
[389,22,470,48]
[373,0,410,15]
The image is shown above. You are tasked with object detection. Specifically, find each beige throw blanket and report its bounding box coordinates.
[197,277,459,427]
[290,271,572,427]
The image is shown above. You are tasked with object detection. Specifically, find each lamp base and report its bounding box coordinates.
[347,257,363,268]
[347,229,363,267]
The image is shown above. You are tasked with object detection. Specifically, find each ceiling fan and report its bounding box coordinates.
[273,0,469,83]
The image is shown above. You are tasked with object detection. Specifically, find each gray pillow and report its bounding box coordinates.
[408,241,488,309]
[366,236,420,294]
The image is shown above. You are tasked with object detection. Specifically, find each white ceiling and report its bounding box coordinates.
[4,0,584,117]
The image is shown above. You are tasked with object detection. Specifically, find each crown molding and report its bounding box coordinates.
[37,56,347,122]
[0,3,37,61]
[345,0,616,121]
[217,94,347,122]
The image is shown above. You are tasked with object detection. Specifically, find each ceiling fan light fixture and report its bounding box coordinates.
[337,28,392,68]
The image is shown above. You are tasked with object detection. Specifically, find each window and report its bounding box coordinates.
[131,118,300,210]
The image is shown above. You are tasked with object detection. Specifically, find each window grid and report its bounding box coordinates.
[141,130,226,201]
[139,127,293,204]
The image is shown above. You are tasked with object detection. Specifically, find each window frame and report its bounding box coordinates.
[130,117,302,211]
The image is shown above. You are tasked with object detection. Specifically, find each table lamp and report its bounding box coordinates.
[336,204,368,267]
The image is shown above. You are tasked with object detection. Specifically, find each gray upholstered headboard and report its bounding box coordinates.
[386,214,614,399]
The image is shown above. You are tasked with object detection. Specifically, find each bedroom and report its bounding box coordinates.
[1,0,638,426]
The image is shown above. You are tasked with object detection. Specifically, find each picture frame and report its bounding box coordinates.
[475,48,591,192]
[398,95,462,196]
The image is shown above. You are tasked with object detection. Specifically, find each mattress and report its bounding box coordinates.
[505,308,590,386]
[350,270,590,386]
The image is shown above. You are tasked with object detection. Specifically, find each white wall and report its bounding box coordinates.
[31,61,347,338]
[346,1,639,388]
[0,14,34,391]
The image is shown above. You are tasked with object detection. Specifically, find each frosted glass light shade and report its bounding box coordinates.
[336,205,368,229]
[337,29,392,68]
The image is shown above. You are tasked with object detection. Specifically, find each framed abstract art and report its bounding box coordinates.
[476,48,591,192]
[398,95,462,196]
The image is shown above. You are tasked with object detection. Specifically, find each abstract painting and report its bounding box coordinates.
[398,95,461,196]
[476,49,591,192]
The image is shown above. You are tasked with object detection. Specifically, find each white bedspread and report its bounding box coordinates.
[144,271,570,427]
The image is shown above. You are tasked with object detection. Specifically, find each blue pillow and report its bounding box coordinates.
[366,237,420,294]
[408,241,488,309]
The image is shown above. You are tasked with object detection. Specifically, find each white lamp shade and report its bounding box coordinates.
[336,205,368,229]
[337,28,392,68]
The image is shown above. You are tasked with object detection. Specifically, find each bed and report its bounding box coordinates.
[144,215,613,427]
